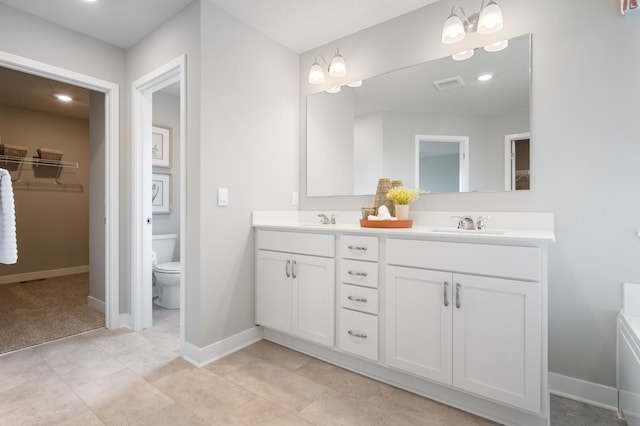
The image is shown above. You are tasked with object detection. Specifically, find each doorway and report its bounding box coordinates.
[0,50,120,329]
[131,56,186,352]
[504,133,531,191]
[415,135,469,193]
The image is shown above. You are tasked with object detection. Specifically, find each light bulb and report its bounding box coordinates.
[441,14,465,44]
[329,49,346,77]
[478,1,503,34]
[308,61,325,84]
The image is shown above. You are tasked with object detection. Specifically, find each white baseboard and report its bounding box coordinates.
[87,296,105,313]
[549,372,618,411]
[0,265,90,285]
[182,326,263,367]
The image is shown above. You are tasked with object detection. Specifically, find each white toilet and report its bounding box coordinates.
[152,234,181,309]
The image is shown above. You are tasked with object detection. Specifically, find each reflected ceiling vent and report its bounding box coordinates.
[433,76,465,91]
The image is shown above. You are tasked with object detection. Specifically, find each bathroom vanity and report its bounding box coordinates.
[253,211,555,426]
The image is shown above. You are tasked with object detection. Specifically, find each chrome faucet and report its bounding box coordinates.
[317,214,336,224]
[451,215,475,230]
[476,216,490,230]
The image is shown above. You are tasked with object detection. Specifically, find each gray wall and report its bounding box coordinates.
[152,91,181,260]
[300,0,640,388]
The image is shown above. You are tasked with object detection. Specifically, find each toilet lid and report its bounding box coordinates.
[154,262,180,273]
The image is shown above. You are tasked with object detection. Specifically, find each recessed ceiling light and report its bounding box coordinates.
[55,94,73,102]
[477,73,493,82]
[84,0,98,2]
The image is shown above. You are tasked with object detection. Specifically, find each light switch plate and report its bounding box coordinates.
[218,188,228,206]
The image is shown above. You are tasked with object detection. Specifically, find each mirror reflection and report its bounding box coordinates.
[306,33,531,196]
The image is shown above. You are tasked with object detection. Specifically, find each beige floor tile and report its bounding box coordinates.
[36,335,127,389]
[73,368,174,424]
[133,402,210,426]
[298,390,387,426]
[294,358,393,401]
[138,320,180,353]
[59,410,105,426]
[241,340,313,371]
[0,346,53,393]
[228,396,315,426]
[153,366,254,424]
[144,356,195,384]
[110,340,181,378]
[205,349,259,377]
[225,358,329,413]
[0,373,92,425]
[87,329,152,357]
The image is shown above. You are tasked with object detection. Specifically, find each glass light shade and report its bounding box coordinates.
[441,14,465,44]
[329,52,346,77]
[477,1,503,34]
[308,62,325,84]
[326,86,341,94]
[346,80,362,88]
[484,39,508,52]
[452,49,475,61]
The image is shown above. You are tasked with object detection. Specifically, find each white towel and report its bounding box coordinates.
[0,168,17,264]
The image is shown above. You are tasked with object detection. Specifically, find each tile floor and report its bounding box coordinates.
[0,306,627,425]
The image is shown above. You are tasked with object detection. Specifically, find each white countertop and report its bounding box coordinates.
[253,211,556,243]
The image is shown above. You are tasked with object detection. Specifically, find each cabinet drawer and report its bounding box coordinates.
[340,235,378,261]
[340,259,379,288]
[339,309,378,361]
[386,239,540,282]
[257,230,335,257]
[340,283,379,315]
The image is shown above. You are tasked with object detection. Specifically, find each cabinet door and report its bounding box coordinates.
[452,274,541,412]
[291,254,335,346]
[256,250,292,333]
[385,266,453,384]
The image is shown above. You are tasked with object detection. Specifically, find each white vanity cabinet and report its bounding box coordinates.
[338,235,380,361]
[255,230,335,347]
[385,238,542,413]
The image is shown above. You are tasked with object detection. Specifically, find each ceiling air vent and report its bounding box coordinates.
[433,76,465,91]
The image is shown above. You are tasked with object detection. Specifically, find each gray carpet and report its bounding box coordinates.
[0,272,104,354]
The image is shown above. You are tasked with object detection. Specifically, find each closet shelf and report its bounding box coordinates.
[0,154,79,169]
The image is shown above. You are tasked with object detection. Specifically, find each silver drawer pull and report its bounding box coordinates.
[444,281,449,307]
[456,283,462,309]
[347,330,367,339]
[347,295,368,303]
[348,270,367,277]
[347,245,368,251]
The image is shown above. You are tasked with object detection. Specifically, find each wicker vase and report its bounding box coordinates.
[374,178,394,216]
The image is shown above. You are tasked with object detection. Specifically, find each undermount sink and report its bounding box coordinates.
[432,228,506,235]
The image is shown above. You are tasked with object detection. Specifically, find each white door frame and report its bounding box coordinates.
[504,132,530,191]
[415,135,469,192]
[131,56,186,342]
[0,50,120,328]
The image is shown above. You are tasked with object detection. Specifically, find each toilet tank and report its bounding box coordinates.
[152,234,177,264]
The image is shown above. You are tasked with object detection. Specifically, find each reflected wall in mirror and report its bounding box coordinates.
[306,33,531,197]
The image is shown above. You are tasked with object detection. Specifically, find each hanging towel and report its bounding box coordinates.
[0,168,17,264]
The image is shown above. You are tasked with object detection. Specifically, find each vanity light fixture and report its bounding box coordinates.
[308,48,347,84]
[346,80,363,88]
[441,0,504,45]
[325,86,341,94]
[452,49,475,61]
[484,39,508,52]
[54,94,73,102]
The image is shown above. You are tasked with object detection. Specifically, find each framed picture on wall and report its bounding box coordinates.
[152,173,170,214]
[152,125,171,168]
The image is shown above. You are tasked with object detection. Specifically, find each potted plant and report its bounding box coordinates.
[386,186,420,220]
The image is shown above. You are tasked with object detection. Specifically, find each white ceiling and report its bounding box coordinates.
[0,0,440,52]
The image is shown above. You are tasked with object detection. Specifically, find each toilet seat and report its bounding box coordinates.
[154,262,180,274]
